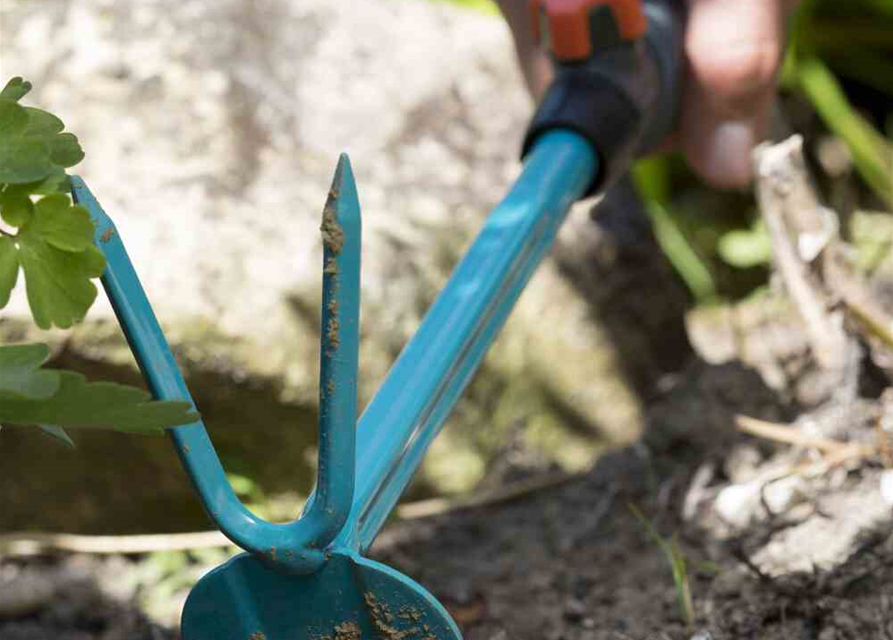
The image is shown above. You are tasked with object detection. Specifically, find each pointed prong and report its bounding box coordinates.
[305,154,361,545]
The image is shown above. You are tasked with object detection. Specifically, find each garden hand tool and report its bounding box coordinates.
[73,0,684,637]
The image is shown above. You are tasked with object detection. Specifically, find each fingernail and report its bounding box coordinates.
[704,120,756,188]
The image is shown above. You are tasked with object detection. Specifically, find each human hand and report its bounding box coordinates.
[497,0,801,188]
[679,0,800,187]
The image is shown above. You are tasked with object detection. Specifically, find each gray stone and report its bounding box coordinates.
[0,0,686,532]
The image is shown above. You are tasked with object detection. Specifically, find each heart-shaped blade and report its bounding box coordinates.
[181,550,463,640]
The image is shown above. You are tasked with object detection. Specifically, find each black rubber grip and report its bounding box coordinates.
[522,73,642,193]
[522,0,685,197]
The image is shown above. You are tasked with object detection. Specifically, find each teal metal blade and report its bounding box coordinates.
[182,550,461,640]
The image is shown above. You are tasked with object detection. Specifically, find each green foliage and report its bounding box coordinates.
[35,424,76,447]
[717,220,772,269]
[0,81,84,184]
[0,77,200,442]
[15,225,106,330]
[0,343,197,437]
[0,343,59,399]
[850,209,893,273]
[786,0,893,207]
[633,159,718,303]
[0,80,99,330]
[796,57,893,206]
[0,77,33,102]
[629,503,695,630]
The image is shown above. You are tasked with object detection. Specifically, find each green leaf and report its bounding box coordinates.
[0,136,53,184]
[0,191,34,227]
[0,77,33,102]
[48,132,85,168]
[797,57,893,206]
[36,424,75,448]
[16,226,106,329]
[632,157,672,203]
[0,235,18,308]
[642,200,717,302]
[717,223,773,268]
[0,370,199,434]
[28,167,72,195]
[5,167,71,198]
[0,98,29,137]
[22,107,64,136]
[0,96,84,183]
[32,194,95,252]
[0,344,59,399]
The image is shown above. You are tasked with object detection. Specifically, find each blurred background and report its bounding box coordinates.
[0,0,891,630]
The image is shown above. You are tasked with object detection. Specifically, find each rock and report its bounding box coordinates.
[715,482,762,527]
[0,569,56,617]
[881,469,893,506]
[751,474,891,575]
[1,0,688,532]
[714,475,808,527]
[762,476,808,514]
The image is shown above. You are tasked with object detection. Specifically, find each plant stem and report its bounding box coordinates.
[797,57,893,207]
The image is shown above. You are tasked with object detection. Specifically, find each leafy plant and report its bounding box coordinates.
[632,159,718,303]
[785,0,893,207]
[0,77,198,445]
[629,503,695,630]
[716,219,772,269]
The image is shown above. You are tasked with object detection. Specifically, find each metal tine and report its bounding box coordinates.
[70,161,361,574]
[306,153,360,544]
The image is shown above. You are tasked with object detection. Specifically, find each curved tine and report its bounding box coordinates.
[71,163,360,574]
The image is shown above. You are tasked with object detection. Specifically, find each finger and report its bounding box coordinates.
[681,0,787,187]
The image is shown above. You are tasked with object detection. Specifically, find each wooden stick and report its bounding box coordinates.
[0,469,588,557]
[753,136,849,371]
[0,530,232,557]
[735,414,874,456]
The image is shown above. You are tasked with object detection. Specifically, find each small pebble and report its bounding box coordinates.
[0,571,56,617]
[715,482,761,527]
[763,476,807,514]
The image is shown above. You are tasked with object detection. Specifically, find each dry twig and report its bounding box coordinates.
[735,414,877,479]
[753,135,849,371]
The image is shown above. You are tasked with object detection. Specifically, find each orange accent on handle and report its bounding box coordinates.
[529,0,647,61]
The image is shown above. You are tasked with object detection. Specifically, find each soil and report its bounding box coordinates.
[0,555,173,640]
[3,345,892,639]
[371,358,893,640]
[321,203,345,255]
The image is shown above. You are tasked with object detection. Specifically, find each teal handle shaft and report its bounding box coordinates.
[331,130,598,552]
